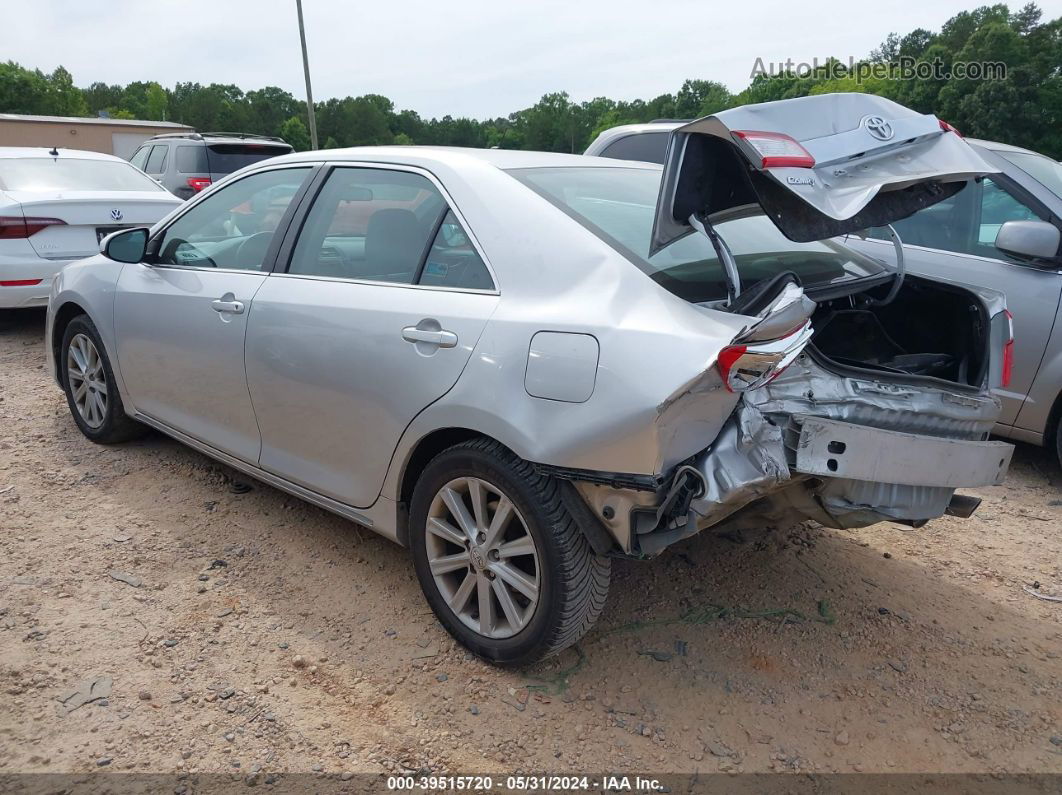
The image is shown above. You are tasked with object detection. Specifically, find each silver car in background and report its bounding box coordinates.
[47,94,1014,664]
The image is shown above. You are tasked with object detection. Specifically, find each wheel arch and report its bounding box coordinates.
[51,301,90,385]
[396,427,486,545]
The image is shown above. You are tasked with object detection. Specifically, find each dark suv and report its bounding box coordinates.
[129,132,294,200]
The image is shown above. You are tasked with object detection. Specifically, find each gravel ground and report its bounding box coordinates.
[1,308,1060,778]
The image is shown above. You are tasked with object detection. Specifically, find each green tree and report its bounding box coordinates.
[279,116,311,151]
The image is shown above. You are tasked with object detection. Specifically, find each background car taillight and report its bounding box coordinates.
[0,216,67,239]
[732,130,816,169]
[1001,309,1014,388]
[186,177,212,192]
[717,323,814,392]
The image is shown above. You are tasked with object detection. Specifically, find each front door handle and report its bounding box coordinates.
[402,326,458,348]
[211,299,245,315]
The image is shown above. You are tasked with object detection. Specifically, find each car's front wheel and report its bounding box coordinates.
[409,438,610,665]
[61,315,145,444]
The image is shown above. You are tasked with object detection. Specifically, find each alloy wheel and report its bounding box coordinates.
[425,476,541,639]
[67,333,108,429]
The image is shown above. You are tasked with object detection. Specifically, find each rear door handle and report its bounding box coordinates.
[211,299,245,315]
[402,326,458,348]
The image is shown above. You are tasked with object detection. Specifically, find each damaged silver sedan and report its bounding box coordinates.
[47,93,1013,664]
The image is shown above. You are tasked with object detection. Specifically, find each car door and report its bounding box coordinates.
[114,164,314,462]
[847,175,1062,427]
[245,164,500,507]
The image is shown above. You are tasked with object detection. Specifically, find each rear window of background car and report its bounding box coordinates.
[176,145,208,173]
[204,144,293,174]
[0,158,166,192]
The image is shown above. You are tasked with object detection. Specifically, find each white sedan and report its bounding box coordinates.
[0,148,181,310]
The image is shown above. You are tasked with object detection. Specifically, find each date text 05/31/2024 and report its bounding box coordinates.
[386,775,665,791]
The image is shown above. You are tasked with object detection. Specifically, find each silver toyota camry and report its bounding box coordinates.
[47,94,1016,664]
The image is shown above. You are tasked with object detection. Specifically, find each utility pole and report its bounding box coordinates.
[295,0,319,149]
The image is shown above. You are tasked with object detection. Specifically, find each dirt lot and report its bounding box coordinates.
[1,308,1060,779]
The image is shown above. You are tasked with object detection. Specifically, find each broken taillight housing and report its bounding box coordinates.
[732,130,816,169]
[1001,309,1014,388]
[717,322,815,392]
[939,119,963,137]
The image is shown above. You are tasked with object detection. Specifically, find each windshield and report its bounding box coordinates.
[508,166,885,302]
[0,157,166,192]
[998,150,1062,198]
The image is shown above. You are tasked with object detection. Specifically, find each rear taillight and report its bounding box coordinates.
[1001,309,1014,389]
[0,279,43,287]
[939,119,963,137]
[717,322,814,392]
[0,216,66,239]
[732,130,815,169]
[187,177,212,192]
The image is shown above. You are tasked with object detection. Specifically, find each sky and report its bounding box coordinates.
[7,0,1062,120]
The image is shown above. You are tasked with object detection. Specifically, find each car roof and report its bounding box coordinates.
[0,147,127,162]
[965,138,1044,157]
[272,145,663,171]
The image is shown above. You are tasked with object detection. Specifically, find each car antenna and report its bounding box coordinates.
[48,146,59,157]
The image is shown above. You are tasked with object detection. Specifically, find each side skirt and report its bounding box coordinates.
[131,412,400,542]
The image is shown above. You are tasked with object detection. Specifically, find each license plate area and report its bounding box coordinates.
[96,226,131,244]
[794,416,1013,487]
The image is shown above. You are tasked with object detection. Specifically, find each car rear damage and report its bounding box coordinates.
[564,93,1016,557]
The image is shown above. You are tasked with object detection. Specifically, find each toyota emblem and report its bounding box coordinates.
[861,115,894,141]
[110,208,123,221]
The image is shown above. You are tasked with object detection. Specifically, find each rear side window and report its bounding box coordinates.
[205,144,293,174]
[419,210,494,290]
[145,145,168,174]
[176,145,208,174]
[288,167,493,289]
[599,132,670,164]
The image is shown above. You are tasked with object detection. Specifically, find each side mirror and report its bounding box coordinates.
[995,220,1060,263]
[102,227,148,263]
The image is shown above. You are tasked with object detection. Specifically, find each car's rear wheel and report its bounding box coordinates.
[61,315,145,444]
[409,438,610,665]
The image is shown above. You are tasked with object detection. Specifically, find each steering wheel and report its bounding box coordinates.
[234,232,275,271]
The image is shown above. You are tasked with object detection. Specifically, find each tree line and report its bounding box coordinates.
[1,3,1059,158]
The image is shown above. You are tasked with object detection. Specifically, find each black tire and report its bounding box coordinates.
[60,315,146,444]
[1055,416,1062,471]
[409,438,610,666]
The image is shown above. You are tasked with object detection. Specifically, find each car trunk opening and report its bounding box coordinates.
[807,274,989,388]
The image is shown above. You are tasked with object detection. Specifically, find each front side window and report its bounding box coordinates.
[998,150,1062,197]
[869,182,977,252]
[974,177,1043,257]
[289,167,481,286]
[0,157,166,192]
[153,167,310,270]
[509,166,884,303]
